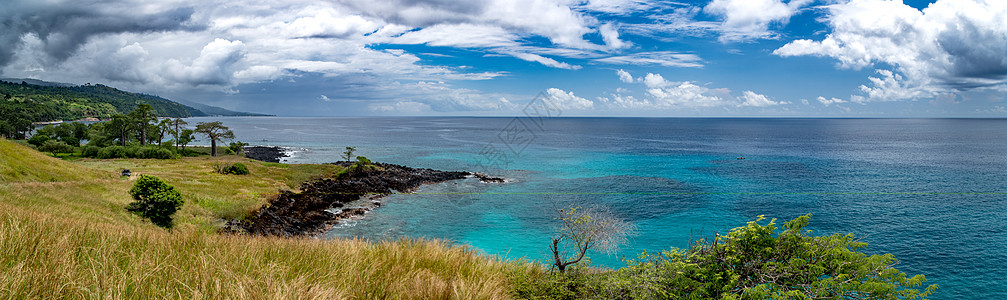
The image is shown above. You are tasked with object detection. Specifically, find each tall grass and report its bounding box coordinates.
[0,139,540,299]
[0,204,530,299]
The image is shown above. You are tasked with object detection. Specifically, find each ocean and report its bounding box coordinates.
[187,116,1007,299]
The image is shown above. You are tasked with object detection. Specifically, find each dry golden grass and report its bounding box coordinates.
[0,139,538,299]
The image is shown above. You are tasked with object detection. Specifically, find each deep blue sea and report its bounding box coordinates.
[188,117,1007,299]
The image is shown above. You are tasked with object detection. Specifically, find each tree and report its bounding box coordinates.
[227,141,249,155]
[177,129,195,153]
[610,214,938,299]
[194,121,233,156]
[155,119,170,146]
[169,118,188,150]
[343,146,356,161]
[127,175,183,229]
[106,114,131,146]
[550,204,635,273]
[128,104,157,145]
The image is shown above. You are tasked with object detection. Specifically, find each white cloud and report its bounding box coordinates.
[544,88,594,110]
[318,94,333,102]
[642,73,670,88]
[617,69,634,83]
[507,52,582,70]
[816,96,847,106]
[774,0,1007,102]
[286,10,377,38]
[163,38,246,86]
[599,23,630,50]
[738,90,783,107]
[646,81,725,108]
[704,0,813,42]
[595,51,703,68]
[391,23,519,48]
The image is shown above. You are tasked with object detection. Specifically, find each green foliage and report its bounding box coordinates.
[214,162,250,175]
[38,140,75,154]
[540,214,938,300]
[26,133,50,147]
[343,146,356,161]
[510,270,596,300]
[228,141,249,155]
[0,80,203,122]
[336,156,382,179]
[127,175,184,228]
[88,145,176,159]
[195,121,234,157]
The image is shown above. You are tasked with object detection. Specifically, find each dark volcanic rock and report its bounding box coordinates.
[229,162,482,237]
[244,146,289,163]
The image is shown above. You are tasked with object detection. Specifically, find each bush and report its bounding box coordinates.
[599,215,936,299]
[226,163,249,175]
[214,162,250,175]
[97,146,126,159]
[127,175,183,229]
[82,145,100,157]
[510,215,937,300]
[27,134,50,147]
[39,140,74,154]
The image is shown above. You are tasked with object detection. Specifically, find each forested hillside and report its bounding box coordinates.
[0,80,205,122]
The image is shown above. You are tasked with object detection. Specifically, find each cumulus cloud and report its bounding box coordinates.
[738,91,783,107]
[544,88,594,110]
[817,96,847,106]
[774,0,1007,102]
[617,69,635,83]
[704,0,813,42]
[163,38,246,86]
[286,11,377,38]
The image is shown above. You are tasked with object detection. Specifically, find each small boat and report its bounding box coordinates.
[736,157,745,160]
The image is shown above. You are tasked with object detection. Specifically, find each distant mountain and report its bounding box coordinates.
[174,99,272,117]
[0,79,270,122]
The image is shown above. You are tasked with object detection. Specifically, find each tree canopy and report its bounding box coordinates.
[195,121,234,157]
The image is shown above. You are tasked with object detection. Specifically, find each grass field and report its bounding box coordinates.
[0,138,535,299]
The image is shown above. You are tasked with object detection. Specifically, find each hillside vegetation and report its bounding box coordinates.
[0,80,203,121]
[0,139,527,299]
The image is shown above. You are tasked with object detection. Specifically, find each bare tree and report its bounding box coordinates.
[194,121,234,157]
[549,204,635,273]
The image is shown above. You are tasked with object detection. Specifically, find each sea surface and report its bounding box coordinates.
[188,116,1007,299]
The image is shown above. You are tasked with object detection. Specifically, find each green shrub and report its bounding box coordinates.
[226,163,249,175]
[27,134,50,147]
[82,145,100,157]
[97,146,126,159]
[39,140,74,154]
[214,162,250,175]
[127,175,183,229]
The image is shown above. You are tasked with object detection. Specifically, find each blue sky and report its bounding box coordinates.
[2,0,1006,117]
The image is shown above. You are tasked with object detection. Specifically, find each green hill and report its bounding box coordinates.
[0,80,204,121]
[0,80,271,123]
[0,138,114,183]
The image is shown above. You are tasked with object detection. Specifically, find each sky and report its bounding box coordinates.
[1,0,1006,117]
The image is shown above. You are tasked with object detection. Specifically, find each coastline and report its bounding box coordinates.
[225,161,504,237]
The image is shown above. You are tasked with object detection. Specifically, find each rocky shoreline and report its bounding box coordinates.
[224,161,504,237]
[243,146,289,163]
